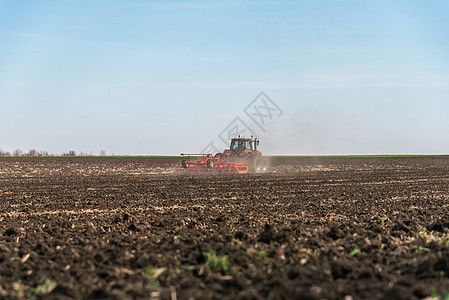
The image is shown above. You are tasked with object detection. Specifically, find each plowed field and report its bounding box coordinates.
[1,157,449,299]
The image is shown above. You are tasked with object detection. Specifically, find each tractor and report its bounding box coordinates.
[176,136,268,174]
[215,136,268,173]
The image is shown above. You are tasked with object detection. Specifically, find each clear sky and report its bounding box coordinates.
[1,0,448,155]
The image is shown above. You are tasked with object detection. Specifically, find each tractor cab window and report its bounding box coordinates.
[230,140,252,151]
[230,140,240,150]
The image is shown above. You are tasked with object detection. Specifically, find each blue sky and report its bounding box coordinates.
[1,0,448,155]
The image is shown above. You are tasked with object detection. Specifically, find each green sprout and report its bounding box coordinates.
[349,248,361,256]
[13,283,23,292]
[378,214,388,222]
[258,251,266,259]
[405,245,432,252]
[27,278,57,299]
[145,267,155,277]
[430,290,449,300]
[419,247,432,252]
[205,251,231,271]
[145,267,165,278]
[420,231,432,242]
[144,267,166,292]
[147,281,160,291]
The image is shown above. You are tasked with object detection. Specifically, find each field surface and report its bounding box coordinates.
[1,157,449,299]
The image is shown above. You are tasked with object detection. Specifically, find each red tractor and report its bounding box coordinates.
[176,136,268,174]
[215,136,268,173]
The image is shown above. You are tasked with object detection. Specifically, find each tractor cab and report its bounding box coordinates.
[225,136,261,157]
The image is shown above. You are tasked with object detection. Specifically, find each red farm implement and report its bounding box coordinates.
[177,154,248,174]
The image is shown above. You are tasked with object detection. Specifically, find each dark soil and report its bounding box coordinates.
[1,156,449,299]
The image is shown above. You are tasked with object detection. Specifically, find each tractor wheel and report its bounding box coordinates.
[261,159,268,173]
[253,158,263,173]
[246,156,260,173]
[181,160,188,169]
[206,159,214,169]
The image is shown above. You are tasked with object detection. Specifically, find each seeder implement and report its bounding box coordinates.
[177,154,248,174]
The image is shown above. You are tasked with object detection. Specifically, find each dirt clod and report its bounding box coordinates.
[3,228,16,236]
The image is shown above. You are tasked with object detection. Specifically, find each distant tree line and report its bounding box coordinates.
[0,148,108,157]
